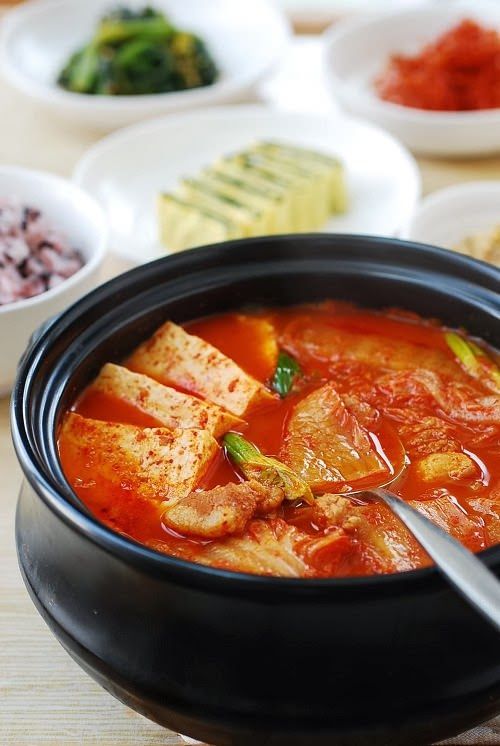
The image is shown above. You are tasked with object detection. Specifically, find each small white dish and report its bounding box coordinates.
[403,180,500,257]
[259,36,337,115]
[0,166,107,395]
[323,0,500,156]
[73,104,420,264]
[0,0,290,131]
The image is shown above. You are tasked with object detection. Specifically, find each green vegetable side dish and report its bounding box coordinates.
[445,332,500,393]
[271,351,301,397]
[58,6,218,96]
[223,432,314,504]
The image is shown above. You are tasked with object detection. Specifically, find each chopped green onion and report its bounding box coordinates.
[271,351,301,397]
[223,432,313,503]
[445,332,500,393]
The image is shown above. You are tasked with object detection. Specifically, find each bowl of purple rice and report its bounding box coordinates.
[0,165,107,394]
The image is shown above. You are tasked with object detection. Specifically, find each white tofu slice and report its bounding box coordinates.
[89,363,241,437]
[60,413,219,506]
[127,321,274,416]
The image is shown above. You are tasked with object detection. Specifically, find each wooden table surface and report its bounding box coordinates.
[1,30,500,746]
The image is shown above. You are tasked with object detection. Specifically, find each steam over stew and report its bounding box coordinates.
[59,302,500,577]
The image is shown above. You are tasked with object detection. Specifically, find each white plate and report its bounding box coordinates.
[73,104,421,264]
[0,0,290,130]
[323,0,500,156]
[403,181,500,253]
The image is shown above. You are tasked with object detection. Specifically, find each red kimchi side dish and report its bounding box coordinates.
[58,302,500,578]
[375,19,500,112]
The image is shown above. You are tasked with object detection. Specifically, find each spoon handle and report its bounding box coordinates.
[373,488,500,633]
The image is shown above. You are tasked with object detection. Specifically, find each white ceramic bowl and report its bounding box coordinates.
[0,0,290,131]
[0,166,107,395]
[73,104,420,263]
[323,0,500,156]
[403,180,500,257]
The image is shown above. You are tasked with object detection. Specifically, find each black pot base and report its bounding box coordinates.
[19,555,500,746]
[12,236,500,746]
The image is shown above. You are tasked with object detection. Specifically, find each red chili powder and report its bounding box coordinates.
[375,19,500,111]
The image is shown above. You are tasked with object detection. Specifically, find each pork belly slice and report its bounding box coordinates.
[197,518,310,577]
[60,413,219,505]
[312,494,362,532]
[127,321,274,417]
[308,493,427,573]
[281,382,387,490]
[90,363,241,437]
[162,480,284,539]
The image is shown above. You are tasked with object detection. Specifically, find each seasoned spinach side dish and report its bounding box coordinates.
[58,6,218,96]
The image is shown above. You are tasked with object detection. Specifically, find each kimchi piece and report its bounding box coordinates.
[281,382,387,489]
[375,19,500,111]
[59,301,500,578]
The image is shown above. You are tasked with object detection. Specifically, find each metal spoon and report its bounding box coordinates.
[348,430,500,633]
[364,487,500,632]
[228,427,500,630]
[365,488,500,631]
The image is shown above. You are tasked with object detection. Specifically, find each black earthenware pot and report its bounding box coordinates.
[11,235,500,746]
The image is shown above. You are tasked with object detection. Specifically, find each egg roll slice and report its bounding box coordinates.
[157,193,240,252]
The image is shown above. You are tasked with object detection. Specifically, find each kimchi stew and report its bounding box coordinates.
[58,302,500,578]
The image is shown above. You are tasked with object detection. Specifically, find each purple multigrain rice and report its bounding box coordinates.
[0,198,84,305]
